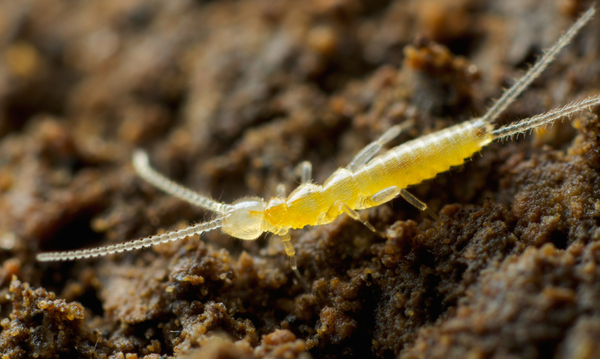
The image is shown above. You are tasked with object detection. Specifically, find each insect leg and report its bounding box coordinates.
[348,120,414,171]
[278,161,311,197]
[399,189,441,222]
[331,201,377,232]
[276,184,287,198]
[280,232,299,272]
[294,161,312,184]
[355,186,402,209]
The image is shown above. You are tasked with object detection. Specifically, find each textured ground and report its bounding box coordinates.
[0,0,600,358]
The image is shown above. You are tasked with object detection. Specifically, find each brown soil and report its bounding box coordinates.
[0,0,599,358]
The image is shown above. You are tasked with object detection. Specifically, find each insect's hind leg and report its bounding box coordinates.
[362,186,440,222]
[399,189,441,222]
[347,120,414,171]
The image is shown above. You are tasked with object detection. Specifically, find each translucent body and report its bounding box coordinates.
[36,6,600,270]
[267,121,492,228]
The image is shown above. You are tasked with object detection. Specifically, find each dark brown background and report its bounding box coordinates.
[0,0,599,358]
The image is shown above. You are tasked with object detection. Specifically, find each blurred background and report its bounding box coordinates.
[0,0,599,358]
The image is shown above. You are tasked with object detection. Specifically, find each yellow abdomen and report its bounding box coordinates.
[355,120,493,196]
[280,120,493,229]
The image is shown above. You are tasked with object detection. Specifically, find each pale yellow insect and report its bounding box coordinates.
[37,7,600,271]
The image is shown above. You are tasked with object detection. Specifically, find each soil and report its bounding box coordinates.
[0,0,599,358]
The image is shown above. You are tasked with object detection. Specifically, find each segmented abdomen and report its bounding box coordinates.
[284,120,494,228]
[353,120,493,200]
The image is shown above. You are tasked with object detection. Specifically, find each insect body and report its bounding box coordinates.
[37,7,600,271]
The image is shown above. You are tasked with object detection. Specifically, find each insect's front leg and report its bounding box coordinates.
[278,230,298,271]
[294,161,312,184]
[276,161,313,198]
[276,184,287,198]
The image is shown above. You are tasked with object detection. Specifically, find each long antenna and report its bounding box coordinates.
[133,150,230,214]
[481,6,596,125]
[36,217,223,261]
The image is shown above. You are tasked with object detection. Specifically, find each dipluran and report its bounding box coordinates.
[38,7,600,272]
